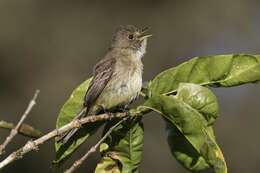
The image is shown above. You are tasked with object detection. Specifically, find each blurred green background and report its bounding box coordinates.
[1,0,260,172]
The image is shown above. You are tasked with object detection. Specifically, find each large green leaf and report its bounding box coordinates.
[177,83,219,125]
[165,122,211,172]
[54,78,104,164]
[95,117,144,173]
[148,54,260,97]
[166,83,221,172]
[142,84,227,173]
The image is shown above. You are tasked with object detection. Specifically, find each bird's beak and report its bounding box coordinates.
[137,34,152,40]
[137,26,152,40]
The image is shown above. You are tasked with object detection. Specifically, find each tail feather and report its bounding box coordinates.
[56,127,79,144]
[56,107,87,144]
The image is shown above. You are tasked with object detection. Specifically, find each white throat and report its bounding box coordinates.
[135,39,147,59]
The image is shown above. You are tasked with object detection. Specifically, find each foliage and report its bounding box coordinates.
[95,117,143,173]
[55,54,260,172]
[142,84,226,172]
[55,78,105,164]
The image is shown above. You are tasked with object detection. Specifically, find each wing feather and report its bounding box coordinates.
[83,58,116,111]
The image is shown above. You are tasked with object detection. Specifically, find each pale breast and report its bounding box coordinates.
[96,59,143,110]
[120,69,142,104]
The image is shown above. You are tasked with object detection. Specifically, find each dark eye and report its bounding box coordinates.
[128,34,134,40]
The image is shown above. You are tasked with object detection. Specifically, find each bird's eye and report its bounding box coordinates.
[128,34,134,40]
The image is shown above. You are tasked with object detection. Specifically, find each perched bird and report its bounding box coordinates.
[57,25,152,144]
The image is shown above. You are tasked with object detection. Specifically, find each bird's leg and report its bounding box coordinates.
[118,105,130,119]
[118,105,129,112]
[107,112,113,121]
[98,104,112,121]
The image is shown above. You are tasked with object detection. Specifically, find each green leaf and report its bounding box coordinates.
[177,83,219,125]
[95,118,144,173]
[55,78,92,129]
[166,122,211,172]
[148,54,260,97]
[164,83,220,171]
[167,83,220,171]
[54,78,104,164]
[142,91,227,173]
[95,157,121,173]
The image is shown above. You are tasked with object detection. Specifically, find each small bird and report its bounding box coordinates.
[57,25,152,144]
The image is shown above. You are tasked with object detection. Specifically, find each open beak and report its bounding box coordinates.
[137,26,152,41]
[137,34,152,40]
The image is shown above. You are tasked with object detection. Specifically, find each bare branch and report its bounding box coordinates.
[0,121,43,138]
[0,109,142,170]
[0,90,40,156]
[64,116,129,173]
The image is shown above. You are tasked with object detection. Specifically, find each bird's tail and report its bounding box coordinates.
[56,107,87,144]
[56,127,79,144]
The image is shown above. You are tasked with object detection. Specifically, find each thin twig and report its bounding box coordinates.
[64,116,129,173]
[0,90,40,156]
[0,109,143,170]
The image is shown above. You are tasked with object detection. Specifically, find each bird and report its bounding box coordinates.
[57,25,152,144]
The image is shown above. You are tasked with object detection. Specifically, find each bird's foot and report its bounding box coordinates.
[106,112,113,121]
[118,105,130,112]
[118,106,131,120]
[125,110,131,120]
[98,104,113,121]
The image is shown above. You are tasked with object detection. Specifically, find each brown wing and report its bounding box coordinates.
[56,59,116,143]
[83,58,116,112]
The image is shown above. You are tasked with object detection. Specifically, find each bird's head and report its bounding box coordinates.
[110,25,152,58]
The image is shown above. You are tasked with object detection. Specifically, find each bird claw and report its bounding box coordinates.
[118,106,131,119]
[118,105,130,112]
[125,110,131,119]
[108,112,113,121]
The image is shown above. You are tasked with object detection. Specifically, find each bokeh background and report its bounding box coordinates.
[1,0,260,172]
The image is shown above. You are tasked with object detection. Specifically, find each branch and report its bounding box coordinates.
[0,90,40,156]
[64,116,129,173]
[0,121,43,138]
[0,108,145,170]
